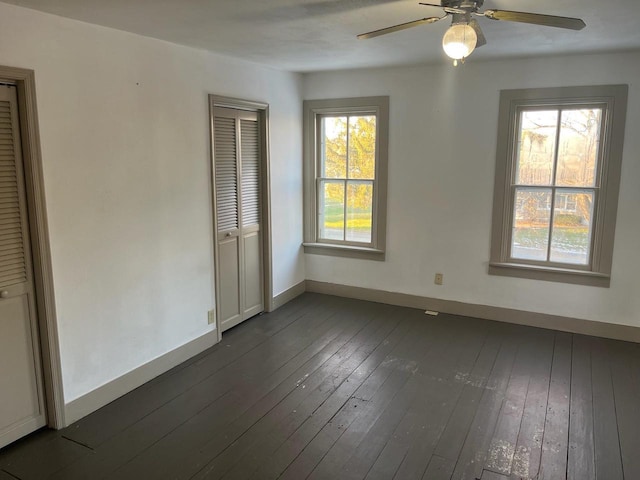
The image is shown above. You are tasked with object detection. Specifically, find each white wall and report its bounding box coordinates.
[303,51,640,328]
[0,2,304,403]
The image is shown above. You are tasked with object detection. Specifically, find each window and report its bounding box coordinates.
[303,97,389,260]
[490,85,628,287]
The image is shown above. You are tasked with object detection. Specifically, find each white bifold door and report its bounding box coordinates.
[213,107,264,332]
[0,85,46,449]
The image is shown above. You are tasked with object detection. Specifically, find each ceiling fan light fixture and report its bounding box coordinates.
[442,23,478,63]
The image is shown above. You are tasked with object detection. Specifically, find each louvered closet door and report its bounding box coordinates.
[239,118,263,319]
[213,107,263,332]
[0,85,46,449]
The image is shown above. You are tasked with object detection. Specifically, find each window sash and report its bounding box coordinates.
[314,112,379,247]
[507,185,599,270]
[505,103,608,271]
[514,104,606,188]
[316,178,375,247]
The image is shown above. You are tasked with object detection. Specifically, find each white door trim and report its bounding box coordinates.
[0,66,65,429]
[209,95,274,334]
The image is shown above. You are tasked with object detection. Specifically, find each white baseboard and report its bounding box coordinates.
[306,280,640,344]
[270,280,306,311]
[64,329,220,426]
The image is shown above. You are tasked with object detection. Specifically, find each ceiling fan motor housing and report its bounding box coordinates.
[442,0,483,9]
[451,12,472,25]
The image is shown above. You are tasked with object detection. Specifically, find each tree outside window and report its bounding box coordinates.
[318,115,376,244]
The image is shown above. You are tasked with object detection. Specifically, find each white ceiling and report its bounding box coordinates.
[4,0,640,72]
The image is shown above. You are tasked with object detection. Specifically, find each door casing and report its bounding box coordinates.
[209,95,273,339]
[0,66,65,429]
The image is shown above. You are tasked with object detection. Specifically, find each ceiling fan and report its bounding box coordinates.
[357,1,586,65]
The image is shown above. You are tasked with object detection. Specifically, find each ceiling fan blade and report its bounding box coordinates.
[483,10,586,30]
[469,18,486,47]
[358,16,444,39]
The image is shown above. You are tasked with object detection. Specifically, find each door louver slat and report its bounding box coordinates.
[0,100,26,289]
[0,272,27,287]
[214,116,238,232]
[240,119,260,227]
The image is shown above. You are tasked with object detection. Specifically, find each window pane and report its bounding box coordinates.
[348,115,376,180]
[511,188,552,261]
[556,109,602,187]
[318,180,344,241]
[346,182,373,243]
[321,116,347,178]
[550,191,594,265]
[515,110,558,185]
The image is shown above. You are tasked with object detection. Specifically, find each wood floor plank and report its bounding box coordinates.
[591,338,624,480]
[0,470,20,480]
[538,332,572,480]
[567,335,595,480]
[275,311,437,480]
[607,340,640,480]
[304,315,450,480]
[482,328,538,477]
[420,455,455,480]
[0,433,90,480]
[448,325,522,480]
[480,469,509,479]
[247,309,421,480]
[362,316,491,480]
[511,330,555,479]
[188,304,401,480]
[337,317,488,480]
[390,323,504,480]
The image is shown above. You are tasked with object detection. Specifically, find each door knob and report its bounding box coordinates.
[0,291,8,299]
[226,232,232,237]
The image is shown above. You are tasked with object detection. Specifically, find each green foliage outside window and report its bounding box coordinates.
[321,115,376,238]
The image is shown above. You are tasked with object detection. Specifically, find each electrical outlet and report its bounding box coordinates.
[208,309,216,325]
[434,273,443,285]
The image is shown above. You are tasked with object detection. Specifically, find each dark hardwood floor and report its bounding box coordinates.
[1,293,639,479]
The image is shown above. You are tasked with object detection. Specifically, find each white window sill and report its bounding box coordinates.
[303,242,385,261]
[489,261,610,287]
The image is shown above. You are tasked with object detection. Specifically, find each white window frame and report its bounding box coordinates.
[303,97,389,260]
[489,85,628,287]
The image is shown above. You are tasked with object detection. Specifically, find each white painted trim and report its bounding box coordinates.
[0,415,46,450]
[305,280,640,344]
[271,281,306,312]
[64,329,220,425]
